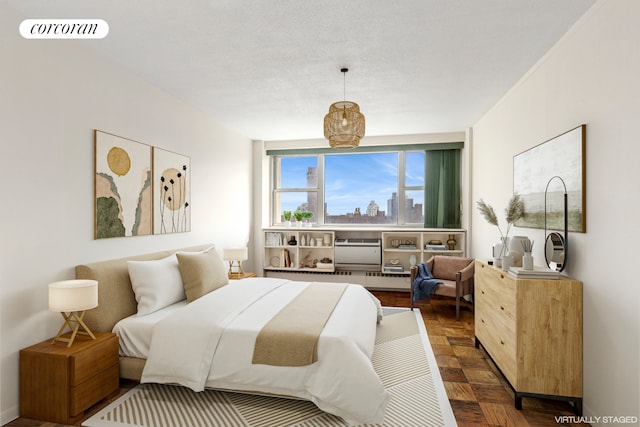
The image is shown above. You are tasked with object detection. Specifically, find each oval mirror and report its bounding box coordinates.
[544,232,566,272]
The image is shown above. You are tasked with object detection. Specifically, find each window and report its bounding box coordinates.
[324,153,400,224]
[404,151,425,224]
[269,144,461,227]
[273,156,318,224]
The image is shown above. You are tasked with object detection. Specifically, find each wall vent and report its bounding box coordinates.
[366,272,411,278]
[266,269,352,276]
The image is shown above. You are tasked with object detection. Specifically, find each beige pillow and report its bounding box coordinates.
[176,247,229,302]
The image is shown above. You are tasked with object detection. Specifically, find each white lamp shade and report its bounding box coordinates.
[223,247,248,261]
[48,279,98,312]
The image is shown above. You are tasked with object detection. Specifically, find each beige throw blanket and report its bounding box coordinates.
[252,282,347,366]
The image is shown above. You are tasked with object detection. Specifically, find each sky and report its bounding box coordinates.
[280,152,424,215]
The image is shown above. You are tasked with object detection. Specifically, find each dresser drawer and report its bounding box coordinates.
[70,333,118,386]
[475,262,517,384]
[477,312,517,383]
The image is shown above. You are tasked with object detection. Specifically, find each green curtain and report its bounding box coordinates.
[424,150,461,228]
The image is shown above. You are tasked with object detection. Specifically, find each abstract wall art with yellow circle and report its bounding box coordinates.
[95,130,152,239]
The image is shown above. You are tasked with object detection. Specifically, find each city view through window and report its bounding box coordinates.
[276,152,425,225]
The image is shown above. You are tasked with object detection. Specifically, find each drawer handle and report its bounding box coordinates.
[500,340,505,345]
[500,274,504,279]
[481,290,485,294]
[500,306,504,311]
[481,318,485,323]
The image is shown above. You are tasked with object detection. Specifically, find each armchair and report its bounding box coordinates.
[410,255,475,321]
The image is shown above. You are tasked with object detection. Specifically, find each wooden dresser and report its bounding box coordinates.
[20,332,119,424]
[474,260,583,414]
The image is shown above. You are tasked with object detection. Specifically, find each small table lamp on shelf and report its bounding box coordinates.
[223,247,248,278]
[48,279,98,347]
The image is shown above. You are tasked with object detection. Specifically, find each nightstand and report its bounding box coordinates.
[229,272,257,280]
[20,332,119,424]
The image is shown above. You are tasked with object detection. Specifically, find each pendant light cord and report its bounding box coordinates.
[341,68,348,120]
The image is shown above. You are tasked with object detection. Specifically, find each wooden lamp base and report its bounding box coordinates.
[52,311,96,347]
[228,260,245,278]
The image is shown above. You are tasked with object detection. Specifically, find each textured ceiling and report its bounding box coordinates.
[8,0,595,141]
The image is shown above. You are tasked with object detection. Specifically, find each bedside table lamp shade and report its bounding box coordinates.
[49,279,98,347]
[223,247,248,278]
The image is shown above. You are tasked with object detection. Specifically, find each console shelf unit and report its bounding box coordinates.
[264,230,336,272]
[262,228,465,277]
[381,230,466,275]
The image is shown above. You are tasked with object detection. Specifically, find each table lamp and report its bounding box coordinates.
[49,279,98,347]
[223,247,248,278]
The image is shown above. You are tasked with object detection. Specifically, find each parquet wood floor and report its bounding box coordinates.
[7,291,589,427]
[373,291,591,427]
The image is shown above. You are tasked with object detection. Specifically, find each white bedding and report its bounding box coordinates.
[113,299,187,358]
[116,277,389,425]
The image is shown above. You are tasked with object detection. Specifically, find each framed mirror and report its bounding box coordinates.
[544,176,568,272]
[545,232,566,272]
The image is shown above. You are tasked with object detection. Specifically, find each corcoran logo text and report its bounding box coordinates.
[19,19,109,39]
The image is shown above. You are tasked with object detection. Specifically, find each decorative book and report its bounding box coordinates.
[508,266,560,279]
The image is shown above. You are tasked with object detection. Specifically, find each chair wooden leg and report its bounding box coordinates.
[455,295,460,321]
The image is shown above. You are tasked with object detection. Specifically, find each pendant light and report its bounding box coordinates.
[324,68,365,149]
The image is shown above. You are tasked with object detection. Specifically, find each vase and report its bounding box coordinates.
[447,234,457,250]
[502,254,514,271]
[522,252,534,270]
[284,220,291,228]
[493,237,509,264]
[409,254,417,265]
[508,236,529,267]
[493,242,504,260]
[300,234,306,246]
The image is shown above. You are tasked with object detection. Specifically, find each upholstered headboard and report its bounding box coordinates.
[75,244,212,333]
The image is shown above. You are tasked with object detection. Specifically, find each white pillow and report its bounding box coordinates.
[128,254,186,316]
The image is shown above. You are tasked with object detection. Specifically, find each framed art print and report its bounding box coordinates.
[153,147,191,234]
[94,130,152,239]
[513,124,586,233]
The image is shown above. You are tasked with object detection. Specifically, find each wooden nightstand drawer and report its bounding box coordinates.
[71,363,119,416]
[70,333,118,385]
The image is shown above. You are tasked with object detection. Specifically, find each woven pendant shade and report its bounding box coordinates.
[324,68,365,149]
[324,101,365,149]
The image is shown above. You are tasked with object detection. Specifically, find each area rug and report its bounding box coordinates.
[83,308,456,427]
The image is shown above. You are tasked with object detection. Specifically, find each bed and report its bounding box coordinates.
[76,244,389,425]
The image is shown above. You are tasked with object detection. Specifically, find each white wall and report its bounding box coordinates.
[471,0,639,423]
[0,4,253,423]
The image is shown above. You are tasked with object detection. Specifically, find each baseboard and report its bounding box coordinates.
[264,269,411,291]
[1,403,19,426]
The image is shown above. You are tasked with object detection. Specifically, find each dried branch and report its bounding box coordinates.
[476,199,499,226]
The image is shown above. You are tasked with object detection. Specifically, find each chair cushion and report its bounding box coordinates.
[431,256,473,281]
[433,280,457,297]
